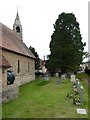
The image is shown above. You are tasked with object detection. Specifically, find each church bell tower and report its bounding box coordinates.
[13,11,23,40]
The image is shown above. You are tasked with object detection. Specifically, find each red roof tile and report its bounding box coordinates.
[0,23,35,59]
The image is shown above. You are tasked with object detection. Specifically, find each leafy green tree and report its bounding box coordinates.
[29,46,40,70]
[47,12,86,73]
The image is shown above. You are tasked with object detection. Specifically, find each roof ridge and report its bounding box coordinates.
[1,23,35,59]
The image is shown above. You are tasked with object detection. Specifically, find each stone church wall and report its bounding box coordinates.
[15,74,35,86]
[0,68,2,104]
[1,50,35,103]
[0,67,19,103]
[2,50,35,87]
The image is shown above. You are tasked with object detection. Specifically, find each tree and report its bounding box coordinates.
[47,12,86,73]
[29,46,40,70]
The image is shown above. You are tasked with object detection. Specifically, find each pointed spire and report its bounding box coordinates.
[14,11,21,25]
[16,5,19,20]
[16,11,19,20]
[13,10,23,40]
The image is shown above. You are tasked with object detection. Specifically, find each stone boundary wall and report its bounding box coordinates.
[2,85,18,103]
[1,74,35,104]
[1,74,35,103]
[15,74,35,86]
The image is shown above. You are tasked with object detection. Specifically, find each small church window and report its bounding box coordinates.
[18,60,20,73]
[16,26,20,33]
[2,68,5,74]
[28,62,30,72]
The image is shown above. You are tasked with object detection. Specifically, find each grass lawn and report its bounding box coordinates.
[2,75,88,118]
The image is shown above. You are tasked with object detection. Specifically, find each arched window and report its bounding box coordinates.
[18,60,20,73]
[28,62,30,72]
[16,26,20,33]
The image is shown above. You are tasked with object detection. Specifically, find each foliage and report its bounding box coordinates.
[47,12,86,73]
[29,46,40,70]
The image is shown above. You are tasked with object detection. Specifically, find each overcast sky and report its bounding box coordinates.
[0,0,89,59]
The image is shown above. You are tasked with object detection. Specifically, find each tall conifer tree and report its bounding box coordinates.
[47,12,86,73]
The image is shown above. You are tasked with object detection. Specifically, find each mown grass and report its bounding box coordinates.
[2,76,88,118]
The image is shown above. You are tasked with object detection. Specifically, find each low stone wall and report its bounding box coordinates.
[2,85,18,103]
[1,72,35,103]
[15,74,35,86]
[1,74,35,103]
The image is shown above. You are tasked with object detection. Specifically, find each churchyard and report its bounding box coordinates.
[2,73,88,118]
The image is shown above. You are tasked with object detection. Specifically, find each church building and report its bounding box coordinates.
[0,12,35,103]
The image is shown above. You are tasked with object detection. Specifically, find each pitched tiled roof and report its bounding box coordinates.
[0,23,35,59]
[0,53,11,68]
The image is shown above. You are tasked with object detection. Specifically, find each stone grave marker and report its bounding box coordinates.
[75,81,83,105]
[76,82,81,93]
[77,109,87,114]
[56,79,61,85]
[56,73,59,77]
[61,74,66,80]
[76,79,79,88]
[44,75,49,81]
[71,74,76,83]
[79,86,83,105]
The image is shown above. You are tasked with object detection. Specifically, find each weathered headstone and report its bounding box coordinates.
[56,73,59,77]
[77,81,80,91]
[61,74,66,80]
[79,86,83,105]
[77,109,87,114]
[56,79,61,85]
[75,81,83,105]
[76,79,79,88]
[44,75,49,81]
[71,74,76,83]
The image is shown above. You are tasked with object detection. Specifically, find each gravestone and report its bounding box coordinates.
[56,79,61,85]
[71,74,76,83]
[79,86,83,105]
[61,74,66,80]
[76,81,80,88]
[77,109,87,114]
[44,75,49,81]
[76,79,79,88]
[56,73,59,77]
[75,81,83,105]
